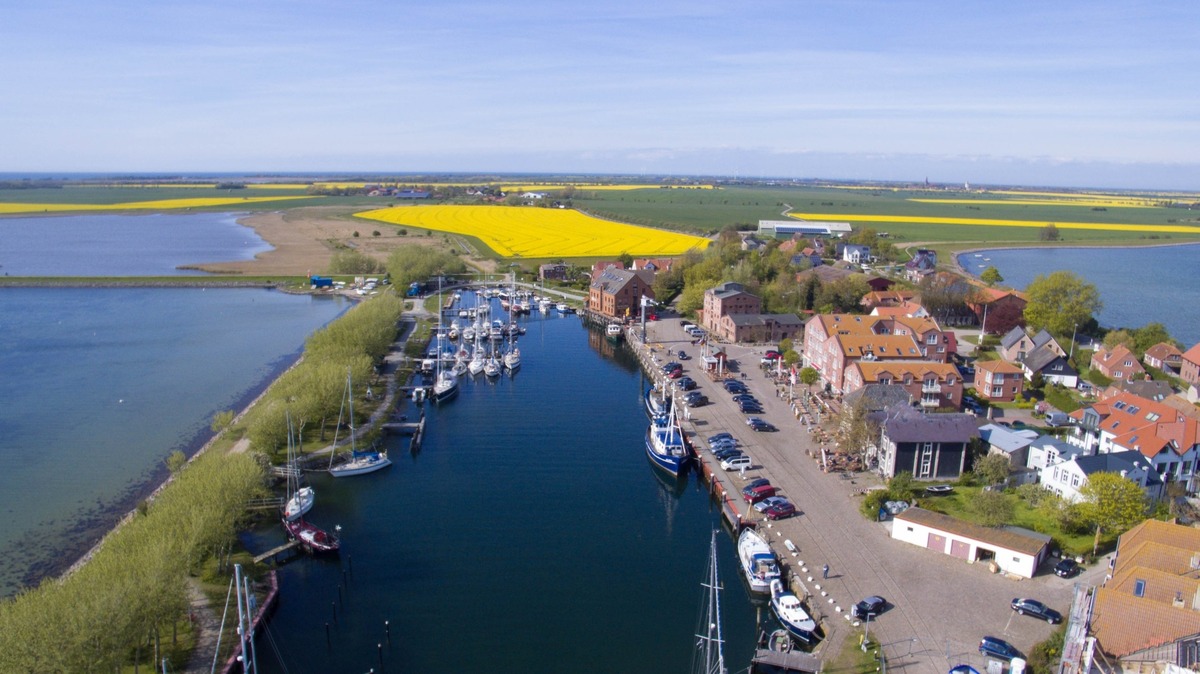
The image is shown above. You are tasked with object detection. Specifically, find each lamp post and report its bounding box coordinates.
[1069,322,1078,362]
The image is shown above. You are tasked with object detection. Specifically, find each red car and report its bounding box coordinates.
[743,484,778,504]
[764,502,797,520]
[667,369,684,379]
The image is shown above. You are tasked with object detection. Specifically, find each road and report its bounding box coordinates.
[640,317,1100,673]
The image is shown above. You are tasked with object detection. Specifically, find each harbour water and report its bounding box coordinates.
[0,287,348,594]
[957,243,1200,345]
[247,302,763,673]
[0,212,271,276]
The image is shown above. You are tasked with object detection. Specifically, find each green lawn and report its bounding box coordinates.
[919,486,1097,556]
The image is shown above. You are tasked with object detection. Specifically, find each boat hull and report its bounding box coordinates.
[283,486,315,521]
[283,519,340,554]
[645,424,689,477]
[737,528,781,594]
[770,579,819,644]
[330,453,392,477]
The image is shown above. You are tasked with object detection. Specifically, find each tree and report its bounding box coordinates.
[1078,472,1149,555]
[985,297,1026,336]
[783,349,800,366]
[799,367,820,387]
[1133,322,1175,355]
[918,273,975,325]
[1023,270,1103,338]
[1040,223,1061,241]
[971,490,1015,527]
[975,453,1012,486]
[1102,328,1136,352]
[836,396,881,460]
[329,248,385,274]
[210,409,235,433]
[888,471,917,501]
[980,266,1004,287]
[165,450,187,474]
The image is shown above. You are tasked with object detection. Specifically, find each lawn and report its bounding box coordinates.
[918,486,1097,556]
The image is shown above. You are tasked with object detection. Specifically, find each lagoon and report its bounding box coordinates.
[0,212,271,276]
[0,287,348,594]
[957,243,1200,345]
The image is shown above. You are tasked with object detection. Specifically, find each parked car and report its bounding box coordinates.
[721,455,753,471]
[685,395,708,408]
[678,350,690,360]
[739,402,764,414]
[676,377,697,391]
[852,595,886,620]
[1011,598,1062,624]
[743,485,778,503]
[731,394,758,403]
[661,362,682,373]
[667,369,684,379]
[724,380,748,392]
[1054,558,1081,578]
[979,636,1022,662]
[713,448,744,461]
[709,440,738,453]
[745,417,766,426]
[709,432,734,442]
[742,477,771,491]
[763,502,796,520]
[750,420,778,432]
[753,496,791,513]
[764,350,782,359]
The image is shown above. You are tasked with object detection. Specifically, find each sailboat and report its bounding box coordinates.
[503,336,521,372]
[328,370,392,477]
[467,326,485,376]
[282,413,314,522]
[691,531,727,674]
[432,284,460,403]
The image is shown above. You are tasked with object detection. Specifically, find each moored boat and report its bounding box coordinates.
[283,518,341,554]
[606,323,624,342]
[328,370,392,477]
[737,528,781,594]
[645,386,671,420]
[645,405,690,476]
[770,579,819,645]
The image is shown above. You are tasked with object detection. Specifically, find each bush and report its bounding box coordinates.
[860,489,888,519]
[1027,625,1066,673]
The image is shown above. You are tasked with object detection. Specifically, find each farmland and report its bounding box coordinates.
[0,195,315,215]
[354,204,712,258]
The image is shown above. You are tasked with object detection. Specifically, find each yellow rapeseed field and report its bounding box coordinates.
[499,184,714,192]
[356,205,711,258]
[787,212,1200,234]
[0,196,313,215]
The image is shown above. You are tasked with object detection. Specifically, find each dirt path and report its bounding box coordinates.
[184,577,224,674]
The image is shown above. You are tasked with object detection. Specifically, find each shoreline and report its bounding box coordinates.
[947,239,1200,278]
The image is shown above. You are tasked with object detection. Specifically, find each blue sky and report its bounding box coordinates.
[3,0,1198,189]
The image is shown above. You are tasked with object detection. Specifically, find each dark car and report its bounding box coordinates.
[708,436,737,448]
[743,485,778,503]
[979,636,1022,662]
[685,395,708,408]
[763,502,796,520]
[750,420,778,432]
[724,380,749,392]
[1054,558,1081,578]
[1011,598,1062,624]
[713,448,744,461]
[731,394,758,403]
[661,362,682,373]
[739,402,764,414]
[709,432,733,442]
[709,441,737,453]
[851,595,886,620]
[678,350,690,360]
[676,378,698,391]
[742,477,771,492]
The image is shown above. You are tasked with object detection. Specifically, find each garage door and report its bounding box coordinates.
[926,533,946,552]
[949,539,970,559]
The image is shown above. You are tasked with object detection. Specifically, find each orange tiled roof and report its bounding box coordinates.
[1183,342,1200,366]
[836,334,924,359]
[974,360,1024,374]
[853,361,959,382]
[1092,587,1200,658]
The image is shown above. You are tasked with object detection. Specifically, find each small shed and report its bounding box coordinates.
[891,507,1050,578]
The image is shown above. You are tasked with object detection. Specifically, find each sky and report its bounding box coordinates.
[2,0,1199,189]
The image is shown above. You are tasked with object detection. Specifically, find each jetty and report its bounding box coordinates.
[253,539,302,565]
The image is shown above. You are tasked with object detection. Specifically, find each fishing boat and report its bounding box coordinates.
[645,403,690,476]
[770,579,819,645]
[645,385,671,420]
[282,414,314,522]
[606,322,624,342]
[557,302,574,314]
[737,528,781,594]
[328,371,392,477]
[283,518,341,554]
[692,530,727,674]
[539,298,552,314]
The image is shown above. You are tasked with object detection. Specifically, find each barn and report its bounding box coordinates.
[890,507,1050,579]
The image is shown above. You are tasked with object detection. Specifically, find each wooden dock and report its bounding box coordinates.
[253,539,301,565]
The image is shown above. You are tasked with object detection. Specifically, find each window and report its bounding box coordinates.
[906,526,913,532]
[1060,470,1069,484]
[1134,579,1146,597]
[1071,474,1080,487]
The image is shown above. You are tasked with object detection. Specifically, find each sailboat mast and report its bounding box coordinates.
[694,531,726,674]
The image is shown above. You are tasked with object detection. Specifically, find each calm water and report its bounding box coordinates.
[247,297,762,673]
[957,244,1200,345]
[0,288,348,593]
[0,212,272,275]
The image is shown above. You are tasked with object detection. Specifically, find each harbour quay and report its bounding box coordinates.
[627,315,1091,674]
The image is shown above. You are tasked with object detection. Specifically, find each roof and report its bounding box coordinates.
[590,266,654,296]
[1000,326,1028,350]
[1091,587,1200,658]
[1023,345,1071,374]
[1072,450,1161,484]
[1183,342,1200,367]
[978,424,1037,454]
[837,334,924,359]
[853,361,959,382]
[1031,329,1058,351]
[710,282,754,300]
[842,384,914,412]
[1078,391,1200,459]
[1093,344,1145,376]
[974,359,1024,375]
[1104,380,1175,402]
[728,313,806,328]
[1028,435,1086,462]
[894,507,1048,555]
[881,407,979,444]
[1145,342,1183,362]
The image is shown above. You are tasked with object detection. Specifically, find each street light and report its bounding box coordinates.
[1069,322,1078,361]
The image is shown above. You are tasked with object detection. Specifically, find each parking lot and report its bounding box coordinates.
[640,316,1097,673]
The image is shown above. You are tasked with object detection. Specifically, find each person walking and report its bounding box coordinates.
[822,564,830,579]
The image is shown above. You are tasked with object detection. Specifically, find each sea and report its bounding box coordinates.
[956,244,1200,346]
[0,214,764,671]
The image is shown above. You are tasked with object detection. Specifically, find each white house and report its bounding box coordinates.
[1025,435,1086,477]
[842,243,872,264]
[1039,451,1163,503]
[891,507,1050,579]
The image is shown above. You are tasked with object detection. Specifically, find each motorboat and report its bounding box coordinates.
[737,528,781,594]
[606,323,623,342]
[770,579,818,645]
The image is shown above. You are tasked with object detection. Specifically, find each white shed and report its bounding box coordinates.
[891,507,1050,579]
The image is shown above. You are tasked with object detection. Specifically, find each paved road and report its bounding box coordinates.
[640,317,1097,673]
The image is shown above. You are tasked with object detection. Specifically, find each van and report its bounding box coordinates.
[681,322,696,333]
[720,455,752,471]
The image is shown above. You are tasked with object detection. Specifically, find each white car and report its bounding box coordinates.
[721,455,752,471]
[754,496,790,513]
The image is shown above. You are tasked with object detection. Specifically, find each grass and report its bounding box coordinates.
[919,485,1096,555]
[823,627,886,674]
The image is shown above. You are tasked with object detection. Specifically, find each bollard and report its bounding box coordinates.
[378,643,384,671]
[385,619,391,645]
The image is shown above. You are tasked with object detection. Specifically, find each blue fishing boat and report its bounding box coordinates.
[645,404,690,476]
[645,386,671,420]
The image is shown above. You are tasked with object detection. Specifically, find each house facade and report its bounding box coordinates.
[968,289,1027,332]
[973,360,1026,402]
[715,313,805,344]
[875,406,979,480]
[802,313,955,393]
[587,266,655,320]
[1181,343,1200,387]
[538,263,568,281]
[843,361,963,410]
[1022,346,1078,388]
[1143,342,1183,372]
[842,243,871,264]
[1068,391,1200,491]
[999,327,1065,364]
[702,282,762,334]
[1039,450,1163,503]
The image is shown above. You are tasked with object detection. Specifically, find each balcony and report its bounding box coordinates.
[921,382,942,393]
[920,396,940,408]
